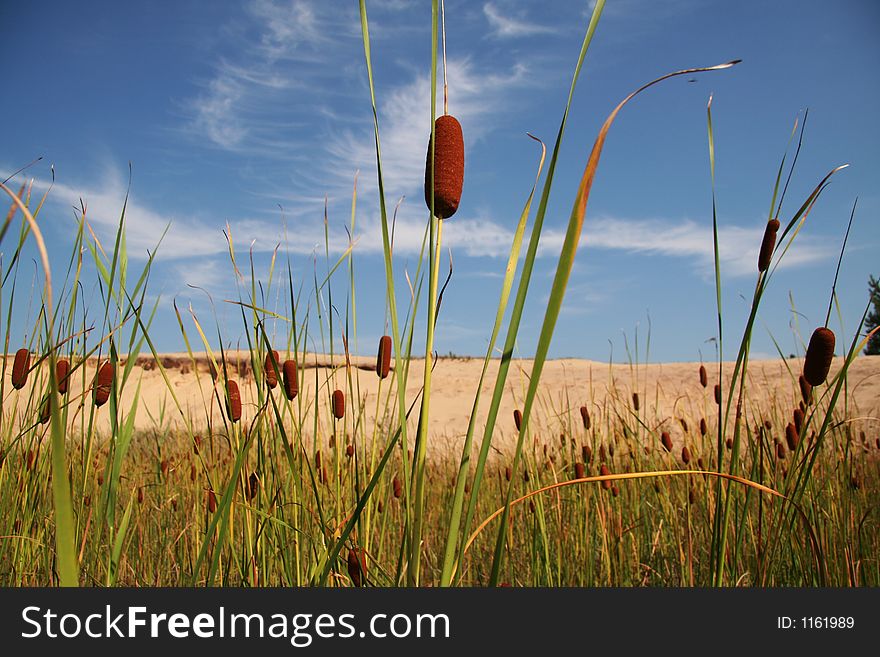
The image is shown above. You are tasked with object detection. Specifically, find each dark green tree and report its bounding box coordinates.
[865,275,880,355]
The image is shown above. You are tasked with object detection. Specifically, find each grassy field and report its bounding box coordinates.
[0,0,877,587]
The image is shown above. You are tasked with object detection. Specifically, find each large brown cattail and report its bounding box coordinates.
[632,392,640,411]
[785,422,799,451]
[347,547,368,587]
[225,380,241,422]
[599,464,612,490]
[206,489,217,513]
[56,358,70,394]
[513,409,522,432]
[679,418,689,433]
[504,466,512,482]
[582,444,592,464]
[94,361,114,407]
[137,487,144,505]
[611,485,620,498]
[699,364,708,388]
[424,114,464,219]
[803,327,835,386]
[264,350,279,389]
[376,335,392,380]
[798,374,812,406]
[776,442,786,460]
[392,475,402,499]
[725,437,734,450]
[681,445,691,465]
[661,431,673,453]
[599,444,607,463]
[282,359,298,400]
[758,218,780,272]
[247,471,259,501]
[714,383,722,405]
[11,348,30,389]
[346,443,354,458]
[699,418,708,436]
[332,389,345,419]
[579,405,591,430]
[574,462,585,479]
[40,394,52,425]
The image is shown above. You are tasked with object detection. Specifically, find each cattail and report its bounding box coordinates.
[681,445,691,465]
[599,444,607,463]
[758,218,780,272]
[347,547,368,587]
[190,464,196,482]
[424,114,464,219]
[160,459,170,477]
[97,472,104,486]
[264,350,279,389]
[699,364,708,388]
[876,438,880,450]
[522,468,530,482]
[581,444,592,464]
[206,489,217,513]
[776,442,786,460]
[11,348,30,389]
[225,380,241,422]
[714,384,721,405]
[764,419,773,431]
[376,335,392,379]
[785,422,799,451]
[798,374,812,405]
[504,466,512,482]
[26,449,35,471]
[679,417,689,433]
[688,487,697,505]
[193,435,201,455]
[608,442,615,459]
[346,443,354,458]
[513,409,522,432]
[282,359,298,400]
[661,431,673,453]
[574,462,585,479]
[699,418,708,436]
[632,392,640,411]
[697,457,705,470]
[94,361,114,407]
[611,485,620,498]
[793,407,804,435]
[171,498,178,512]
[579,405,591,430]
[726,437,734,450]
[247,471,259,500]
[328,433,336,449]
[392,475,402,499]
[40,394,52,425]
[377,500,384,514]
[803,327,835,386]
[84,495,91,508]
[332,389,345,419]
[56,359,70,394]
[137,487,144,504]
[600,463,612,490]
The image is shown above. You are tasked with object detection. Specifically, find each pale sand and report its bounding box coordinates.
[5,352,879,459]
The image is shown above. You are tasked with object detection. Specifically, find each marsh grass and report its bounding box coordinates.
[0,0,877,587]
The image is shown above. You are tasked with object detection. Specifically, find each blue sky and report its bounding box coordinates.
[1,0,878,362]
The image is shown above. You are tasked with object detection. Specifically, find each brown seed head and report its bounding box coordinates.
[11,348,30,389]
[225,380,242,422]
[681,445,691,465]
[699,364,708,388]
[424,114,464,219]
[714,384,722,405]
[582,444,592,464]
[392,475,402,499]
[803,327,835,386]
[776,442,786,460]
[793,407,804,435]
[513,409,522,432]
[137,487,144,504]
[579,405,591,430]
[785,422,799,451]
[332,389,345,419]
[377,335,392,380]
[282,359,298,400]
[798,374,812,406]
[600,464,612,490]
[264,350,279,389]
[679,418,689,433]
[94,361,114,407]
[632,392,640,411]
[56,359,70,395]
[346,443,354,458]
[726,438,734,450]
[206,489,217,514]
[504,466,512,482]
[699,418,708,436]
[347,547,368,587]
[611,485,620,498]
[758,218,780,272]
[247,471,259,500]
[574,462,585,479]
[661,431,673,452]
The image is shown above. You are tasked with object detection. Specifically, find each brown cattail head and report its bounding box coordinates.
[190,464,196,482]
[56,358,70,395]
[225,380,242,422]
[392,475,402,499]
[699,418,708,436]
[94,361,114,407]
[632,392,640,411]
[504,466,512,482]
[377,500,384,514]
[793,407,804,435]
[725,437,734,450]
[714,384,722,405]
[40,394,52,425]
[376,335,392,380]
[206,489,217,514]
[600,463,612,490]
[347,547,368,587]
[776,442,786,460]
[803,327,835,386]
[661,431,673,453]
[679,418,689,433]
[11,348,30,389]
[699,364,708,388]
[513,409,522,432]
[332,389,345,419]
[137,487,144,504]
[798,374,812,405]
[579,405,591,430]
[247,471,259,500]
[582,444,592,464]
[424,114,464,219]
[346,443,354,458]
[758,218,780,272]
[282,359,298,400]
[611,485,620,498]
[688,487,696,505]
[681,445,691,465]
[574,462,585,479]
[160,459,170,477]
[785,422,799,451]
[264,350,279,389]
[599,444,607,463]
[193,434,201,455]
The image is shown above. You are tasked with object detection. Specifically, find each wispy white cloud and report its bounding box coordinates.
[483,2,556,38]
